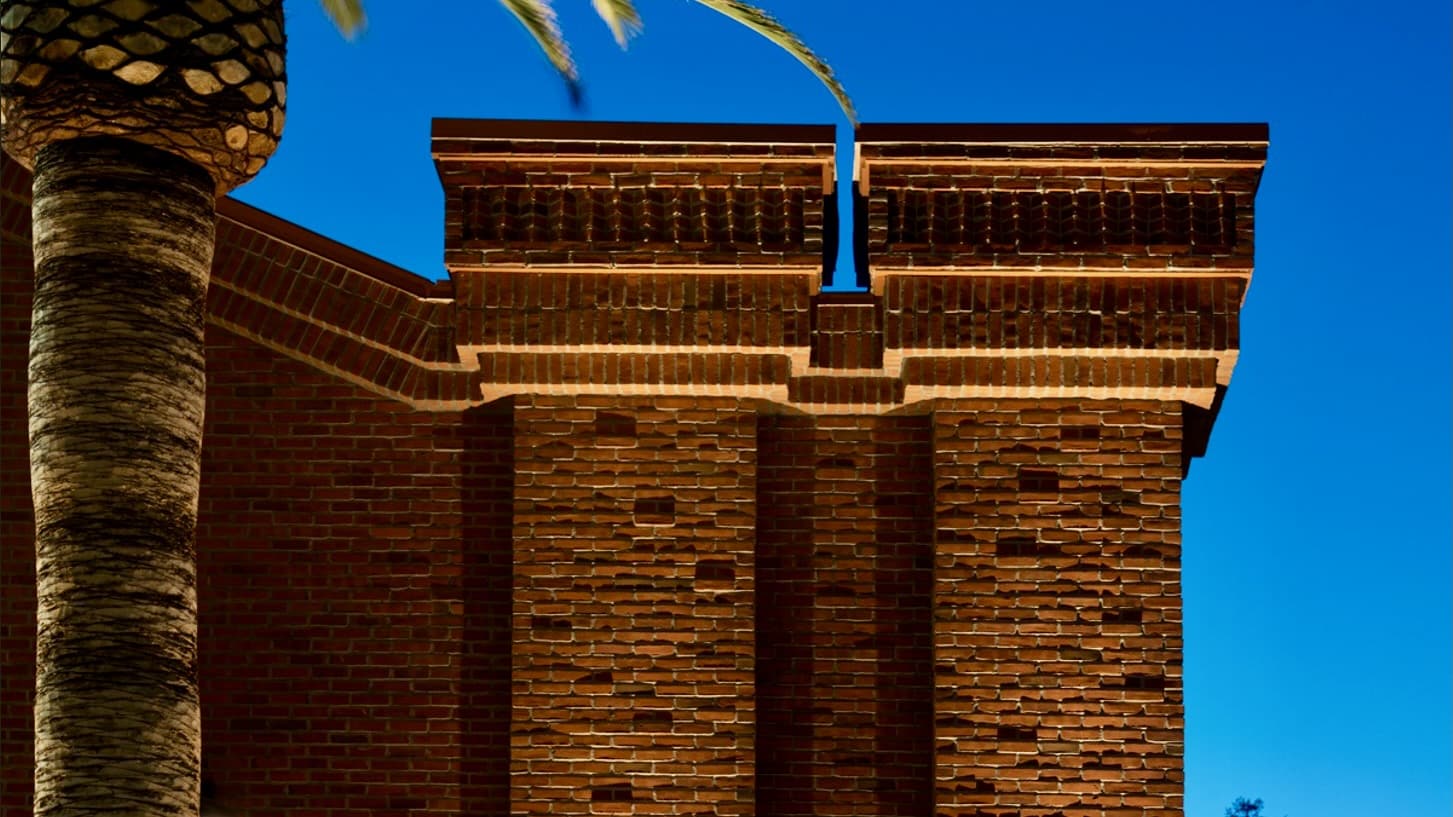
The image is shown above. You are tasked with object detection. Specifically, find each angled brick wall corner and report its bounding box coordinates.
[209,198,482,410]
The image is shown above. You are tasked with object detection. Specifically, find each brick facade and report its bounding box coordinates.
[0,119,1267,816]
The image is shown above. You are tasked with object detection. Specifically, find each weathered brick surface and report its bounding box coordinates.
[881,276,1244,353]
[932,399,1184,816]
[510,396,758,815]
[454,270,816,350]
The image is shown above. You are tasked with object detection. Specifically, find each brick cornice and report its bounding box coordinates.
[2,120,1266,427]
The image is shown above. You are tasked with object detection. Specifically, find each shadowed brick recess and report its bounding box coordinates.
[0,119,1267,816]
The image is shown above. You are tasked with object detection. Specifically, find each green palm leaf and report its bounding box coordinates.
[689,0,857,125]
[319,0,367,39]
[592,0,645,48]
[497,0,583,102]
[318,1,855,122]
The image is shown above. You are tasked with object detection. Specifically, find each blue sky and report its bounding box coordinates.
[237,1,1452,813]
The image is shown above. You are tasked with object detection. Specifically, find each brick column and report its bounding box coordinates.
[932,400,1185,814]
[856,124,1268,815]
[511,395,758,815]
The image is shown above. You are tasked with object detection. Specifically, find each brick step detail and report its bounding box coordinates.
[811,293,885,370]
[788,375,905,408]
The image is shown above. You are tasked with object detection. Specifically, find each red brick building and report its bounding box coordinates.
[0,119,1267,816]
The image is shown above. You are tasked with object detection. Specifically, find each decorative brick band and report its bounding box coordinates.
[434,119,836,273]
[857,122,1266,276]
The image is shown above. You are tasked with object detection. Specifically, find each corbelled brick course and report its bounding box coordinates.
[434,119,835,272]
[0,119,1266,816]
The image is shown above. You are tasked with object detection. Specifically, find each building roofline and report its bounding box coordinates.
[216,196,449,299]
[855,122,1269,143]
[431,118,837,145]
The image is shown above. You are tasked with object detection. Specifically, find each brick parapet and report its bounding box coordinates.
[856,123,1267,274]
[434,119,836,273]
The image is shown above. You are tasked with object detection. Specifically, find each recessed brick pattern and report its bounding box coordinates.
[884,189,1238,257]
[462,185,810,250]
[511,396,757,816]
[933,400,1185,815]
[757,415,934,817]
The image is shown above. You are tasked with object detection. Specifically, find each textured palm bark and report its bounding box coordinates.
[29,136,213,817]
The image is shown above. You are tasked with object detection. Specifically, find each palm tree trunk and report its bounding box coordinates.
[29,136,214,816]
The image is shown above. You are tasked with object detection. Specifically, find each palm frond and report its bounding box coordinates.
[498,0,582,101]
[592,0,644,48]
[319,0,367,39]
[690,0,857,125]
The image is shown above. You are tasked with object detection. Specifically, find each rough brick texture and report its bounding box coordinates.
[932,400,1185,816]
[757,415,934,817]
[0,121,1266,817]
[510,396,758,815]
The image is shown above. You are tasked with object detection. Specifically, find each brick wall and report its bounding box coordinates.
[1,153,37,817]
[0,121,1266,816]
[932,400,1185,816]
[196,327,472,812]
[510,396,758,815]
[757,414,934,817]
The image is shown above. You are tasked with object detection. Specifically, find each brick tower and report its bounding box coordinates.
[0,120,1267,815]
[430,119,1267,816]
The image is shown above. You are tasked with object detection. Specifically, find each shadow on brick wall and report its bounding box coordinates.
[756,414,933,816]
[460,398,515,813]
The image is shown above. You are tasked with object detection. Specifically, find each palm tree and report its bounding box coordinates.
[0,1,849,815]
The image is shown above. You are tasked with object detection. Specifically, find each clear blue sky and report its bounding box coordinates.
[236,1,1451,813]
